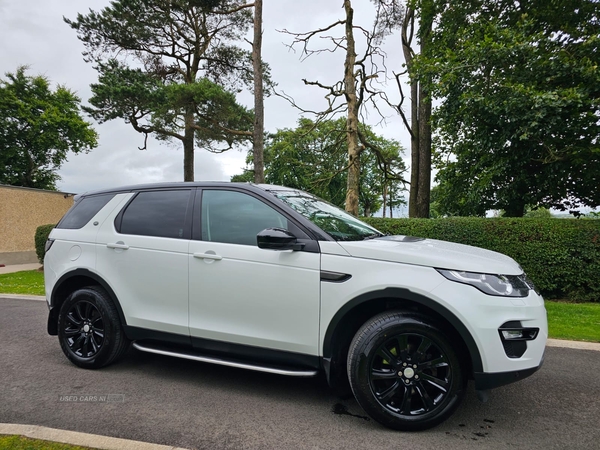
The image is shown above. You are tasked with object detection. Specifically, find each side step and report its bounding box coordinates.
[132,342,319,377]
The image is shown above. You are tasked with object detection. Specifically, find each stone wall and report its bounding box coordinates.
[0,185,74,265]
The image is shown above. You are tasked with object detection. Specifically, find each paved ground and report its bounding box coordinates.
[1,297,599,450]
[0,263,41,274]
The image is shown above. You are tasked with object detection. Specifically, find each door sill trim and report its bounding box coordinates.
[132,342,319,377]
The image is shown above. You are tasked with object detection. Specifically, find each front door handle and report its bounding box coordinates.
[107,242,130,250]
[193,252,222,261]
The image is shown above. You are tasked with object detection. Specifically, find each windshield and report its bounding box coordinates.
[272,190,384,241]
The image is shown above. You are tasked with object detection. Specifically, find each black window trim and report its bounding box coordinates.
[114,188,196,240]
[193,187,320,253]
[56,193,117,230]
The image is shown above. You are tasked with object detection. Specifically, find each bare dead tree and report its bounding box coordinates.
[279,0,407,216]
[252,0,265,183]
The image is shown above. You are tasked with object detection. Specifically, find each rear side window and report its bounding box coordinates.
[57,194,116,229]
[119,190,191,239]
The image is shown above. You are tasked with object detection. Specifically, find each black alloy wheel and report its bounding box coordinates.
[347,312,466,431]
[63,299,105,359]
[58,286,130,369]
[369,333,452,416]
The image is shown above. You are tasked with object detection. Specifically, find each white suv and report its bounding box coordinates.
[44,182,547,430]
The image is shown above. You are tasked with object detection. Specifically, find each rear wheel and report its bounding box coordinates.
[347,312,466,431]
[58,286,129,369]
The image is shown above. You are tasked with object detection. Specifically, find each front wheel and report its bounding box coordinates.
[347,312,466,431]
[57,286,130,369]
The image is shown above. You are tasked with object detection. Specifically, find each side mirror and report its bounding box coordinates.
[257,228,305,251]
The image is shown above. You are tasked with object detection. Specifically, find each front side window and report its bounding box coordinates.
[57,194,116,229]
[202,190,289,246]
[119,190,191,239]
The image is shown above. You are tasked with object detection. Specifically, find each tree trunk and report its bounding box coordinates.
[343,0,360,217]
[403,4,433,218]
[414,4,433,218]
[402,7,419,218]
[252,0,265,184]
[23,148,34,188]
[382,183,387,218]
[416,84,432,217]
[503,203,526,217]
[183,108,195,182]
[408,77,420,218]
[389,186,394,218]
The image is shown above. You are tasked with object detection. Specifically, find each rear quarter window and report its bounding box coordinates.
[56,194,116,229]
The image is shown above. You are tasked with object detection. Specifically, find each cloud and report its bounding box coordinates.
[0,0,412,195]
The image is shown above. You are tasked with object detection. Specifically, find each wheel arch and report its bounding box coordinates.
[322,287,483,389]
[48,269,127,336]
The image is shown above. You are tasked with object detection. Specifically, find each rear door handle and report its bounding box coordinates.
[193,252,222,261]
[107,242,130,250]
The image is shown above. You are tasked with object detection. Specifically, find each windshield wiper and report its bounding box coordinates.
[362,233,385,240]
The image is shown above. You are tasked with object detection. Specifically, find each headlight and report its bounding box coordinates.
[437,269,532,297]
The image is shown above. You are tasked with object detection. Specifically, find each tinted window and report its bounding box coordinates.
[202,190,288,246]
[274,191,382,241]
[120,190,191,239]
[57,194,116,229]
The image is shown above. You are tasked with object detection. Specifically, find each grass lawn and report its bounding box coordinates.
[1,270,599,342]
[0,270,45,296]
[545,300,600,342]
[0,435,93,450]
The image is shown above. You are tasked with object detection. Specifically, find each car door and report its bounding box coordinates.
[188,188,321,358]
[96,189,194,337]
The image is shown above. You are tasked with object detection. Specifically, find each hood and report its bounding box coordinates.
[336,235,522,275]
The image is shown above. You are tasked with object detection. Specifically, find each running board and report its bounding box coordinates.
[132,342,319,377]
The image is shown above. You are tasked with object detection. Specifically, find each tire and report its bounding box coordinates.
[57,286,130,369]
[347,311,466,431]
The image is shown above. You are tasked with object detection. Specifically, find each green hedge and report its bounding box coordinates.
[364,217,600,302]
[34,224,56,264]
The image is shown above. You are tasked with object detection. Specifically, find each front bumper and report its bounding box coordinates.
[474,349,545,390]
[430,279,547,377]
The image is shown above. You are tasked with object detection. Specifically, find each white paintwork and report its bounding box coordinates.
[338,237,523,275]
[428,279,547,373]
[318,240,352,256]
[319,252,546,373]
[96,225,190,336]
[44,194,132,305]
[188,240,320,354]
[319,254,446,355]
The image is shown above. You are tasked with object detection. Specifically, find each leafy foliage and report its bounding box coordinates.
[86,61,253,151]
[65,0,257,179]
[364,217,600,302]
[234,118,406,216]
[0,67,98,190]
[35,224,56,264]
[425,0,600,217]
[523,207,552,219]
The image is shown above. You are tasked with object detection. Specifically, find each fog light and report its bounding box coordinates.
[502,330,524,340]
[498,321,539,342]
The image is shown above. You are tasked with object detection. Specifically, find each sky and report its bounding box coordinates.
[0,0,410,195]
